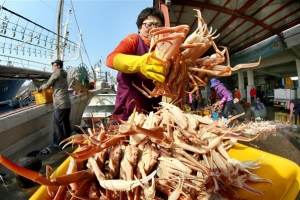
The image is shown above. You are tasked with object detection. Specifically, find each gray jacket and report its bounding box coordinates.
[40,69,71,109]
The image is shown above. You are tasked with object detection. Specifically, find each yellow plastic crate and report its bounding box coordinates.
[202,109,210,116]
[196,111,202,115]
[30,143,300,200]
[283,113,300,125]
[281,113,289,122]
[274,112,282,121]
[32,88,53,105]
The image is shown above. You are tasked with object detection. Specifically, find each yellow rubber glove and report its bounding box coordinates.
[112,52,165,82]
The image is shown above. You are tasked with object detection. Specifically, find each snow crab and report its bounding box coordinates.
[0,102,289,199]
[133,9,261,109]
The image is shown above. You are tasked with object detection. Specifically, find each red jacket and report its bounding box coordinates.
[234,90,241,100]
[250,88,256,97]
[211,91,216,99]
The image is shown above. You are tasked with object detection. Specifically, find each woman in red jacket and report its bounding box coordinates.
[234,87,241,100]
[106,7,165,121]
[250,86,256,106]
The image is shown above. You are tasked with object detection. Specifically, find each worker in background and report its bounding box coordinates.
[191,91,199,111]
[210,78,233,121]
[250,86,256,106]
[210,88,217,104]
[286,99,300,129]
[230,98,246,122]
[106,7,165,121]
[234,87,241,100]
[38,59,71,149]
[251,97,266,120]
[188,93,193,110]
[196,89,202,109]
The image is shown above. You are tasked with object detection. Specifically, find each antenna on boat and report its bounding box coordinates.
[56,3,81,62]
[60,8,73,61]
[56,0,64,60]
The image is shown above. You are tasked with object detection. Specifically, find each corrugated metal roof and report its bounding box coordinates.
[154,0,300,55]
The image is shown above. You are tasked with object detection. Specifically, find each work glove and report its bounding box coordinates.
[37,88,42,93]
[112,52,166,82]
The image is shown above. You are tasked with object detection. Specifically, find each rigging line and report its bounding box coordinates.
[38,0,57,32]
[1,6,56,35]
[39,0,56,11]
[1,35,53,51]
[1,0,6,8]
[70,0,93,67]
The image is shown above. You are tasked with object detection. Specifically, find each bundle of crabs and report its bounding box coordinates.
[0,101,289,199]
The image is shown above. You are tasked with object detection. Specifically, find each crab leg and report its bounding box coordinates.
[0,154,55,186]
[134,173,156,200]
[159,102,188,130]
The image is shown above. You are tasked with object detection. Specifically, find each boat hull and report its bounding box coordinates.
[82,94,116,125]
[0,90,99,173]
[0,80,25,102]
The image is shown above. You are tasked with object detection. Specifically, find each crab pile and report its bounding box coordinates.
[0,102,290,199]
[243,120,289,136]
[134,9,261,108]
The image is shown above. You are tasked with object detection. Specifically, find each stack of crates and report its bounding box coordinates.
[281,113,289,123]
[274,112,288,123]
[274,112,283,121]
[275,112,300,125]
[286,113,300,125]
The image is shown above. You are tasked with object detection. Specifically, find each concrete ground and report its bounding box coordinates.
[0,145,76,200]
[0,106,299,199]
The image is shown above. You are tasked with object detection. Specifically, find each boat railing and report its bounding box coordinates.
[0,54,52,72]
[0,6,80,72]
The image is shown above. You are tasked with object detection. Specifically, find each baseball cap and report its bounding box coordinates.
[51,59,63,68]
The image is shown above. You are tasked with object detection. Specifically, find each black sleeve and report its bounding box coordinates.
[230,103,236,113]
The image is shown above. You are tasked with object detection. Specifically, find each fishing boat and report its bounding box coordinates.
[0,1,102,173]
[82,61,117,127]
[0,80,25,102]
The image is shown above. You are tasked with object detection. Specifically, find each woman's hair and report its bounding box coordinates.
[136,7,165,28]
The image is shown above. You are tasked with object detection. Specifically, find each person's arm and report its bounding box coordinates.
[106,34,165,82]
[106,34,138,68]
[229,103,235,114]
[288,103,295,123]
[257,102,263,110]
[218,89,228,106]
[39,72,58,90]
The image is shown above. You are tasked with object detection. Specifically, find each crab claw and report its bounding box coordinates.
[60,134,87,149]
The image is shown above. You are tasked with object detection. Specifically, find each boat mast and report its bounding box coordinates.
[56,0,64,60]
[60,9,73,61]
